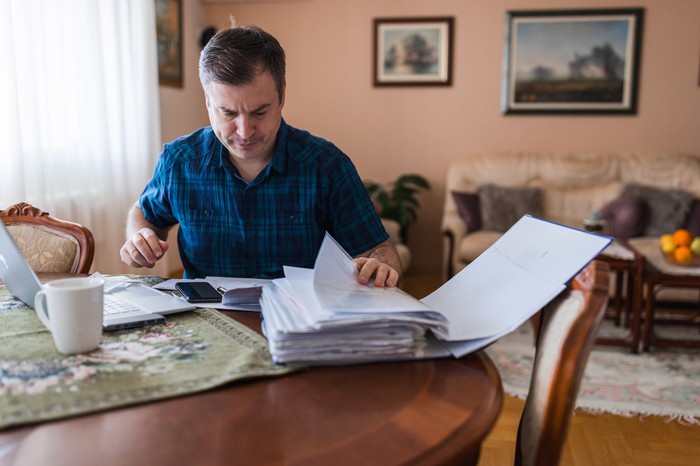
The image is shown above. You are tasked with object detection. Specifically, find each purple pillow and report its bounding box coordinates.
[620,183,693,236]
[686,198,700,237]
[600,196,648,239]
[452,191,481,231]
[477,184,542,232]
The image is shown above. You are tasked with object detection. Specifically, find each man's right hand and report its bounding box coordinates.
[120,228,169,268]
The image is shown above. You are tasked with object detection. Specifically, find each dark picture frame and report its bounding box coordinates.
[373,17,454,86]
[502,8,644,114]
[155,0,183,88]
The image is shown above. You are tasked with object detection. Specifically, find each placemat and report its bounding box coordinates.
[0,280,295,430]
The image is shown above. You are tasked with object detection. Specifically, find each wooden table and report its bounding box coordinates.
[0,280,504,466]
[634,241,700,351]
[595,241,645,353]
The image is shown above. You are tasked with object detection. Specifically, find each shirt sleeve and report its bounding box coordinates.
[139,150,178,229]
[327,157,389,256]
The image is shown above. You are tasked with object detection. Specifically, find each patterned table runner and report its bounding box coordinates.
[0,279,295,430]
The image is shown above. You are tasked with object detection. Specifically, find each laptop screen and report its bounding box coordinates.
[0,222,43,307]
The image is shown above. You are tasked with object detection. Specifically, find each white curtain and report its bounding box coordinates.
[0,0,162,275]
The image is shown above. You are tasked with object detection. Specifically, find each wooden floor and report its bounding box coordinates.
[401,271,700,466]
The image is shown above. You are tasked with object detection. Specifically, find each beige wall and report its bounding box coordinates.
[159,0,208,143]
[161,0,700,275]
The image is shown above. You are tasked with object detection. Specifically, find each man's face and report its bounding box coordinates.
[204,71,285,166]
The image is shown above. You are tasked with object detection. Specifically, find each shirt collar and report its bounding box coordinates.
[209,118,289,177]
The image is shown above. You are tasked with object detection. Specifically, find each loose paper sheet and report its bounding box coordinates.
[307,215,611,358]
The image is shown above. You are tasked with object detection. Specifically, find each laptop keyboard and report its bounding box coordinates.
[104,294,141,315]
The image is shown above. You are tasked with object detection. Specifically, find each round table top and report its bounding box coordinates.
[0,289,503,466]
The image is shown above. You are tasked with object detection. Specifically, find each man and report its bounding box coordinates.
[120,24,401,287]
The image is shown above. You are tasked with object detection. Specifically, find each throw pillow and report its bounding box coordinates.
[599,196,648,239]
[686,198,700,237]
[620,183,694,236]
[452,191,481,231]
[477,184,542,232]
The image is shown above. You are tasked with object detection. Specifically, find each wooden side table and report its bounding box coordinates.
[595,240,645,353]
[629,238,700,351]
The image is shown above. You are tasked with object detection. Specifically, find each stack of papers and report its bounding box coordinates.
[262,266,448,364]
[261,215,611,365]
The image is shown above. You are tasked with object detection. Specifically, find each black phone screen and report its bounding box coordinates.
[175,282,222,303]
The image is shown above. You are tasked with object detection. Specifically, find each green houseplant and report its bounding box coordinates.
[364,174,431,242]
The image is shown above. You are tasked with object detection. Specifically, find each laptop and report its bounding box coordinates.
[0,221,195,331]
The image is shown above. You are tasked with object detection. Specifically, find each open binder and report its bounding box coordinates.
[261,215,611,365]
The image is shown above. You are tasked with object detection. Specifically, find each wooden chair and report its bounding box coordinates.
[515,260,610,466]
[0,202,95,274]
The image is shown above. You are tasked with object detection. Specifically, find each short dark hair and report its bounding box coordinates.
[199,24,286,102]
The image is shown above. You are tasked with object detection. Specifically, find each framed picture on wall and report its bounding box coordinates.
[155,0,183,88]
[373,17,454,86]
[502,8,644,114]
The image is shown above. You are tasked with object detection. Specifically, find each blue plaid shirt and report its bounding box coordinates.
[139,120,388,279]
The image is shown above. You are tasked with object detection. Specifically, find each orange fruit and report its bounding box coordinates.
[673,245,693,264]
[672,229,693,247]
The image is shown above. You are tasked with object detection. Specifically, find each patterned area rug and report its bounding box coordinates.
[486,320,700,424]
[0,279,295,430]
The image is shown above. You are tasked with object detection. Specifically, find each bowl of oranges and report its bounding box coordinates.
[659,228,700,266]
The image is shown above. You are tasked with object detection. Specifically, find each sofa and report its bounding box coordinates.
[442,152,700,280]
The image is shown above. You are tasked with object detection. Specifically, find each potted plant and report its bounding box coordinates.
[364,174,431,242]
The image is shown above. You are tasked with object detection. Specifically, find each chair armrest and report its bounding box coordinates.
[442,213,467,239]
[441,213,467,280]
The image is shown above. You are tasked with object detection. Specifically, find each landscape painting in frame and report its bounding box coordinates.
[374,17,454,86]
[155,0,183,87]
[502,9,644,114]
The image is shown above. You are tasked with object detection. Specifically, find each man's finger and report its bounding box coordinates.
[373,266,389,287]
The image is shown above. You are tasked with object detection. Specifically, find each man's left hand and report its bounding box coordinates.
[354,257,399,288]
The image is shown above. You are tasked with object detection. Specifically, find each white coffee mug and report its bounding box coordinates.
[34,277,105,354]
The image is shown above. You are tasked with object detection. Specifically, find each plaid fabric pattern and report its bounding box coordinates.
[140,120,387,278]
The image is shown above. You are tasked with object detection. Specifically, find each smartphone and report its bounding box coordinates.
[175,282,222,303]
